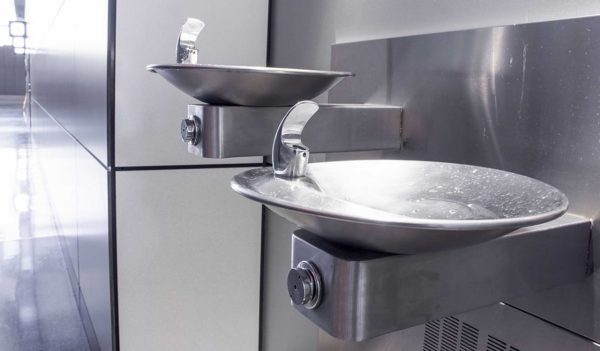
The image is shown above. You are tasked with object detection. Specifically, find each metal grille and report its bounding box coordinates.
[441,317,460,350]
[423,317,522,351]
[460,323,479,351]
[423,317,479,351]
[487,336,508,351]
[424,320,442,351]
[485,335,521,351]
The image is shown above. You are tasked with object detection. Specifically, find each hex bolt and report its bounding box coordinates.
[180,116,201,145]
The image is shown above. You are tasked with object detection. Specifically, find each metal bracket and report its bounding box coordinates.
[184,104,403,158]
[290,213,591,341]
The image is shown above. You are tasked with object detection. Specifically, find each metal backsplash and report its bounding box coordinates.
[325,15,600,351]
[330,15,600,218]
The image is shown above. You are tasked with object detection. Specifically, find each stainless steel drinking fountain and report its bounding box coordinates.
[149,18,585,344]
[148,19,402,158]
[228,102,578,341]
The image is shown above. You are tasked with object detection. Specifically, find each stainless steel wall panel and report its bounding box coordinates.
[328,15,600,346]
[76,148,111,351]
[507,273,600,343]
[331,15,600,217]
[457,303,600,351]
[30,100,112,350]
[28,0,109,165]
[30,101,79,285]
[114,0,267,167]
[27,0,112,347]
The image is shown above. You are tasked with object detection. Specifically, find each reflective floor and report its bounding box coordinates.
[0,96,89,351]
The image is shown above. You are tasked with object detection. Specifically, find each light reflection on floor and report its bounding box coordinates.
[0,96,90,351]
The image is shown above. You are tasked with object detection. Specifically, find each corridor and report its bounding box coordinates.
[0,96,89,351]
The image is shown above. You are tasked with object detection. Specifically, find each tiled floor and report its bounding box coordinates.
[0,96,90,351]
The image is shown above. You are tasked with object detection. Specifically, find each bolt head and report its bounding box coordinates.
[181,119,196,142]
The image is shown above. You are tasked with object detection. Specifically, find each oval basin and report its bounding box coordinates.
[147,64,353,106]
[231,160,568,254]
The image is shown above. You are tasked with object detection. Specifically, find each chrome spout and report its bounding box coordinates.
[176,18,205,64]
[272,101,319,178]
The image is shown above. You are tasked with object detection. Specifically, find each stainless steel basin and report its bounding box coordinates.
[231,160,569,254]
[147,64,353,106]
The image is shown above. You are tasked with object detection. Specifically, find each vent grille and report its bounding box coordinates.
[485,335,521,351]
[440,317,460,350]
[460,323,479,351]
[423,317,479,351]
[424,320,442,351]
[423,317,522,351]
[487,336,507,351]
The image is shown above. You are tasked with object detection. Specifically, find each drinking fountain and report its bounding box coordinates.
[148,18,587,343]
[228,101,584,342]
[147,18,403,158]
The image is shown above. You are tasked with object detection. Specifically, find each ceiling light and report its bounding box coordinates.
[9,21,26,37]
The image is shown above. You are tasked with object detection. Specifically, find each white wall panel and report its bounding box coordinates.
[116,167,262,351]
[115,0,268,167]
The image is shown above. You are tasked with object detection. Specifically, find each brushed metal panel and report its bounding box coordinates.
[321,302,600,351]
[327,15,600,347]
[29,0,109,165]
[76,148,111,351]
[116,167,262,351]
[31,98,112,350]
[30,101,79,285]
[114,0,267,167]
[508,273,600,343]
[458,303,600,351]
[331,16,600,218]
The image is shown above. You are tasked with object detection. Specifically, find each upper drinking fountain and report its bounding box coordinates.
[147,18,354,106]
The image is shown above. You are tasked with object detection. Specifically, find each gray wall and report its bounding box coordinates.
[0,46,26,95]
[27,0,112,349]
[113,1,268,350]
[265,1,600,351]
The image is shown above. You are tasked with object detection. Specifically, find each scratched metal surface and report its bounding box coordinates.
[331,16,600,218]
[327,16,600,347]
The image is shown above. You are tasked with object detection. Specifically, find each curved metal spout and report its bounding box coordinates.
[176,18,205,64]
[272,101,319,178]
